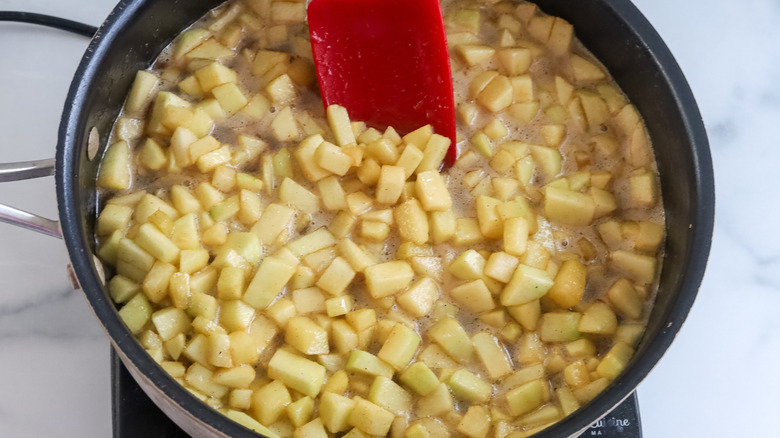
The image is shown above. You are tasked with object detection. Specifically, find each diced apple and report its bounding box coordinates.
[544,186,596,226]
[364,261,414,299]
[571,55,606,82]
[501,264,554,306]
[252,379,292,425]
[457,405,491,438]
[448,369,492,403]
[477,74,513,113]
[126,70,159,113]
[596,342,634,380]
[286,316,329,355]
[417,134,451,172]
[394,198,429,245]
[327,105,356,146]
[377,323,420,370]
[539,311,582,343]
[368,375,413,415]
[268,348,326,397]
[346,350,394,378]
[506,379,544,416]
[348,396,395,437]
[97,141,131,190]
[195,61,237,92]
[547,259,587,308]
[427,318,474,363]
[396,277,439,318]
[450,280,495,313]
[212,82,248,115]
[243,256,298,309]
[320,392,355,433]
[279,177,320,214]
[611,250,657,286]
[315,141,353,176]
[118,292,153,334]
[416,383,454,417]
[457,44,495,66]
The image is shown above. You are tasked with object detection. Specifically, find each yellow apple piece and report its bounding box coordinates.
[97,141,131,190]
[364,261,414,299]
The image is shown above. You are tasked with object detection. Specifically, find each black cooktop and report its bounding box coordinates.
[111,349,641,438]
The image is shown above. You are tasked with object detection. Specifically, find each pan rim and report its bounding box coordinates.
[54,0,715,437]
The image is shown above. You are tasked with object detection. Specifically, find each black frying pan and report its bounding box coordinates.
[1,0,715,436]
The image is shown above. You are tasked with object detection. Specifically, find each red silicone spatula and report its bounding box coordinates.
[308,0,457,167]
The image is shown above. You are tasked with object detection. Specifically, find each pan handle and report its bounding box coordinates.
[0,158,62,239]
[0,13,97,240]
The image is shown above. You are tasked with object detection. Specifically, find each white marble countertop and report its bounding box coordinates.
[0,0,772,436]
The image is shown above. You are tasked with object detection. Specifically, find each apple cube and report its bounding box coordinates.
[375,165,405,204]
[457,405,491,438]
[448,249,486,281]
[506,379,544,416]
[250,203,295,244]
[394,198,429,245]
[126,70,159,113]
[325,104,356,146]
[286,395,315,428]
[475,195,504,239]
[118,292,153,334]
[396,144,424,179]
[596,342,634,380]
[416,383,454,417]
[97,141,131,190]
[268,348,326,397]
[544,186,596,227]
[271,106,300,142]
[320,391,355,433]
[457,44,495,66]
[315,141,353,176]
[399,361,439,396]
[138,138,167,170]
[606,278,644,319]
[286,316,329,355]
[364,261,414,299]
[501,264,554,306]
[477,74,512,112]
[212,365,255,389]
[368,375,413,414]
[279,177,320,214]
[472,332,512,379]
[396,277,440,317]
[185,362,229,399]
[416,134,451,172]
[427,318,474,363]
[484,251,520,283]
[450,280,495,313]
[251,379,292,425]
[539,311,582,343]
[547,259,587,308]
[243,256,297,309]
[571,55,606,82]
[318,176,348,211]
[448,369,492,403]
[377,323,420,370]
[151,307,191,341]
[194,61,237,92]
[348,397,395,437]
[346,350,394,378]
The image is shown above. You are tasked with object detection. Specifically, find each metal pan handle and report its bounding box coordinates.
[0,159,61,238]
[0,13,97,239]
